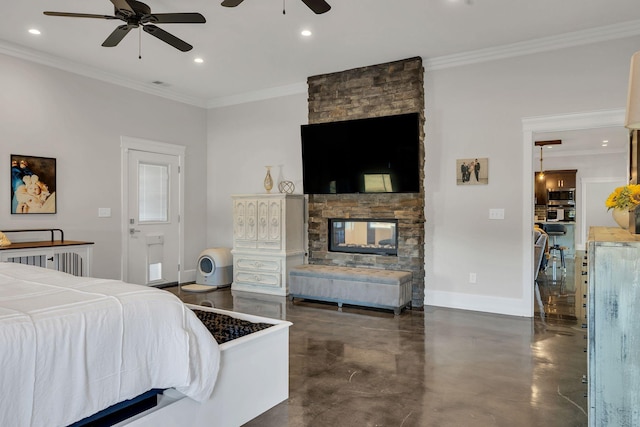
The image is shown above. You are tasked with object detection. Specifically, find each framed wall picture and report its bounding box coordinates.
[10,155,57,214]
[456,157,488,185]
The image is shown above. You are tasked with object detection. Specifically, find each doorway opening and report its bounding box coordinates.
[521,108,626,316]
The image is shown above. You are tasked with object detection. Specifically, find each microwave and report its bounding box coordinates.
[547,188,575,206]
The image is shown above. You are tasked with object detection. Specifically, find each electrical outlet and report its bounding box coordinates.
[489,208,505,220]
[469,273,477,283]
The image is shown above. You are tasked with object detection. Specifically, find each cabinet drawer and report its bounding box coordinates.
[235,257,282,273]
[257,240,281,250]
[234,240,258,249]
[235,271,281,287]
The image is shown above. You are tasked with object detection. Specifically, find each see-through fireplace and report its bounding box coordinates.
[328,219,397,256]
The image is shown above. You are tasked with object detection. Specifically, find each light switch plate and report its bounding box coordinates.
[98,207,111,218]
[489,208,505,220]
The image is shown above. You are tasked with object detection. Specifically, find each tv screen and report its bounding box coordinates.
[301,113,421,194]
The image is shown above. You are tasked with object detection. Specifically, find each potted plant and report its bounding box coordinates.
[605,184,640,230]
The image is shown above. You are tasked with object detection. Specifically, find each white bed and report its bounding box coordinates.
[0,262,291,427]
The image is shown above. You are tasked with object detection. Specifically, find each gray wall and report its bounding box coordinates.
[207,35,640,316]
[3,32,637,316]
[0,53,208,279]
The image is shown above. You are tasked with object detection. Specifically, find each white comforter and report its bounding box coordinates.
[0,262,220,427]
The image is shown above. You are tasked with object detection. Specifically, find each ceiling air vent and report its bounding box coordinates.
[151,80,171,87]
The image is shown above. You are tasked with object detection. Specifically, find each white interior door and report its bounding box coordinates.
[126,149,180,286]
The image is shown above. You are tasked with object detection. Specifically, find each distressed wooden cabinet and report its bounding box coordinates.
[587,227,640,426]
[231,194,305,296]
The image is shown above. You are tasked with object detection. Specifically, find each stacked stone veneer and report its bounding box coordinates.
[306,57,425,309]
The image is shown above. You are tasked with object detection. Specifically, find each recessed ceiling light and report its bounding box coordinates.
[602,140,609,146]
[28,29,41,35]
[194,57,204,64]
[301,30,312,37]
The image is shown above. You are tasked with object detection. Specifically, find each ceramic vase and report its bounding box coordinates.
[264,166,274,193]
[612,209,630,229]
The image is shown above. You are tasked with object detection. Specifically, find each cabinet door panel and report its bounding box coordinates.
[534,173,547,205]
[233,199,247,240]
[257,199,269,241]
[268,199,282,242]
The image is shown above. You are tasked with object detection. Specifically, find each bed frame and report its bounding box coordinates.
[114,305,292,427]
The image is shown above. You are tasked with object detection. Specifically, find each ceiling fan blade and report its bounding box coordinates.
[301,0,331,14]
[143,24,192,52]
[221,0,245,7]
[141,13,206,24]
[44,11,118,20]
[110,0,135,16]
[102,24,134,47]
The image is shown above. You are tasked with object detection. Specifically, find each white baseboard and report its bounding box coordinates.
[182,269,196,284]
[424,290,532,317]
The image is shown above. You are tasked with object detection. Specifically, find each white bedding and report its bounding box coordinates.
[0,262,220,427]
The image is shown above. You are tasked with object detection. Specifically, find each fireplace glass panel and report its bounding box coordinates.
[329,219,397,256]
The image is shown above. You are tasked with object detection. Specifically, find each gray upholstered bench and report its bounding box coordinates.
[288,265,412,315]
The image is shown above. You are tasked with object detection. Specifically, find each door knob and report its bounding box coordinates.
[129,228,141,235]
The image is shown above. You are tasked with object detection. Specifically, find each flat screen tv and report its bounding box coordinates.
[300,113,421,194]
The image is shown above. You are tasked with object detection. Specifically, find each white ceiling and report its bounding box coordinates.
[534,127,630,159]
[2,1,638,157]
[2,0,640,108]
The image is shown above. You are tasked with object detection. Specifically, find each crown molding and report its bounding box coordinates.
[522,109,626,133]
[211,20,640,107]
[424,19,640,71]
[534,148,627,158]
[206,82,308,109]
[0,40,208,108]
[3,19,640,109]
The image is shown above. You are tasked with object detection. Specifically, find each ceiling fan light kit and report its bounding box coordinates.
[44,0,206,52]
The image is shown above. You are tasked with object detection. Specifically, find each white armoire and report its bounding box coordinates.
[231,194,305,296]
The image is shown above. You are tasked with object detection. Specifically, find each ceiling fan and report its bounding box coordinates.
[43,0,206,52]
[221,0,331,15]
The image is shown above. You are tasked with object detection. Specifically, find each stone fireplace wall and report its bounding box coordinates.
[306,57,425,309]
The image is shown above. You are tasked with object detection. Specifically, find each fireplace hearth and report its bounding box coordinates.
[329,219,397,256]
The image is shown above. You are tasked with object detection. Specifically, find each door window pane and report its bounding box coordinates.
[139,163,168,222]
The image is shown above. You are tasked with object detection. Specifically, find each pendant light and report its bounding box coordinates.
[534,140,562,180]
[538,146,545,180]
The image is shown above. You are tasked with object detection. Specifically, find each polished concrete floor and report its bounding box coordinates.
[167,262,588,427]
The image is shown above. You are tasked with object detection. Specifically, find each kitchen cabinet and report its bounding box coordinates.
[545,169,577,190]
[231,194,305,296]
[587,227,640,426]
[534,172,547,205]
